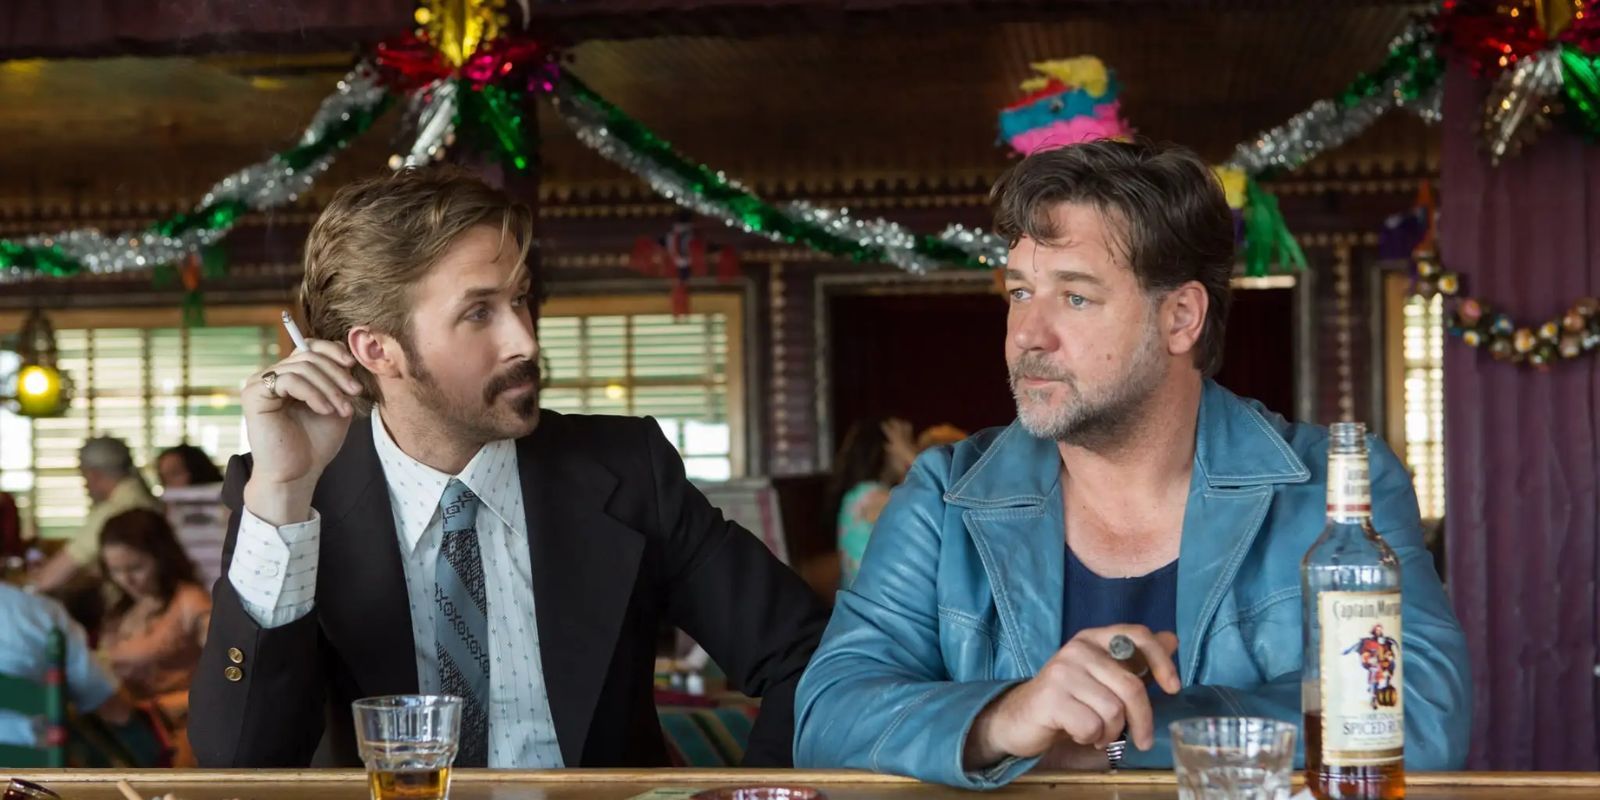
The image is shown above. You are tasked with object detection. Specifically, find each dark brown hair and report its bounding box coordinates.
[158,444,224,485]
[990,139,1235,376]
[99,508,201,617]
[825,417,891,532]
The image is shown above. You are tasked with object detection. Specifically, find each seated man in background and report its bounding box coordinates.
[0,583,134,749]
[30,437,162,600]
[793,140,1471,787]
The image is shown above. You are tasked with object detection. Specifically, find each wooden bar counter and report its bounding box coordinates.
[7,770,1600,800]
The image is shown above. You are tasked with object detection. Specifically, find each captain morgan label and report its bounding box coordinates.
[1318,591,1404,766]
[1327,452,1372,522]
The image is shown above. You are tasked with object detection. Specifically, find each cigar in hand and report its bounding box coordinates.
[1108,634,1150,681]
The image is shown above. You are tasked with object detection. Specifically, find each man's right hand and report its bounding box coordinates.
[963,625,1181,770]
[240,339,363,526]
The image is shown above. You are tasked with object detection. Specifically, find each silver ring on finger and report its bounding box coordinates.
[261,370,280,398]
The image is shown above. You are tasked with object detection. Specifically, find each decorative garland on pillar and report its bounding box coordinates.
[1395,184,1600,368]
[1414,250,1600,367]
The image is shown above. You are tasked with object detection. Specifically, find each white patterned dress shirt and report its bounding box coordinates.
[227,409,565,768]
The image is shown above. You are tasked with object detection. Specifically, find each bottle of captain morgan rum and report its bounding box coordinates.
[1302,422,1405,800]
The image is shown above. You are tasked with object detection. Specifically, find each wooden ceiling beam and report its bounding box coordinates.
[1,0,1430,59]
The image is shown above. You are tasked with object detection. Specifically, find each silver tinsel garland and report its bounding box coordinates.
[938,224,1011,268]
[1224,23,1442,175]
[550,82,786,247]
[1481,48,1565,164]
[780,201,947,274]
[552,24,1443,274]
[1,62,388,283]
[550,78,1009,273]
[392,79,459,169]
[5,20,1448,282]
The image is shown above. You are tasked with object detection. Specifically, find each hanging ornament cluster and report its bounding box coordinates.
[152,246,229,328]
[1239,174,1307,276]
[998,57,1306,276]
[630,216,741,318]
[375,0,558,172]
[1436,0,1600,163]
[998,57,1132,155]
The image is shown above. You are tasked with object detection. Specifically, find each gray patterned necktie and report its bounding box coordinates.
[435,479,490,767]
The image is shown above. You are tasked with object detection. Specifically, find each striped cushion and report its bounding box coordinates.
[657,705,759,767]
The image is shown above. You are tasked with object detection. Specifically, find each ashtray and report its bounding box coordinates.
[691,786,825,800]
[4,779,60,800]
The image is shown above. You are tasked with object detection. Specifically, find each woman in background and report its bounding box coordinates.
[97,508,211,764]
[154,444,224,490]
[828,420,971,591]
[827,418,921,591]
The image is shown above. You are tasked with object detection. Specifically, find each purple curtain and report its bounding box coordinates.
[1442,63,1600,771]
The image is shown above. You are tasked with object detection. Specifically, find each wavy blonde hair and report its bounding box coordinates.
[299,166,537,413]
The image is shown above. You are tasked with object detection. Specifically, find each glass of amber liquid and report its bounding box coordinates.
[354,695,463,800]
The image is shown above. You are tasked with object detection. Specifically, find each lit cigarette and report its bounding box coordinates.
[281,310,309,352]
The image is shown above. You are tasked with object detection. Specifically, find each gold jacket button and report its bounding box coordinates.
[227,647,244,664]
[224,666,243,682]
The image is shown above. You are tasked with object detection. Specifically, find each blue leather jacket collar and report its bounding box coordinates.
[944,379,1310,510]
[941,379,1312,685]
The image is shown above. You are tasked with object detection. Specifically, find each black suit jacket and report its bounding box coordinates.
[189,411,828,768]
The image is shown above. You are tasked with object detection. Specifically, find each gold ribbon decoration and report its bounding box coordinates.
[1534,0,1580,39]
[415,0,508,66]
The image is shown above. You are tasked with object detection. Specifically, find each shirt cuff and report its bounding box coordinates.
[227,508,321,628]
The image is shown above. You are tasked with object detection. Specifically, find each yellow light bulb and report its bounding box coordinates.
[19,366,50,395]
[15,364,65,417]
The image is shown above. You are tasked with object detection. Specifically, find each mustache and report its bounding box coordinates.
[1009,352,1073,384]
[484,359,541,404]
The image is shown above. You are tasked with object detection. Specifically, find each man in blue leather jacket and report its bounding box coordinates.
[793,140,1471,787]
